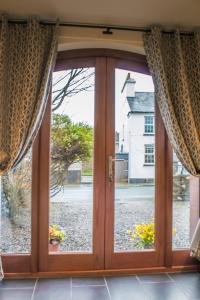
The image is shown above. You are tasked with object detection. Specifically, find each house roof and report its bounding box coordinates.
[127,92,154,113]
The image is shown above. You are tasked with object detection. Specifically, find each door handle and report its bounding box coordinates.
[108,155,115,183]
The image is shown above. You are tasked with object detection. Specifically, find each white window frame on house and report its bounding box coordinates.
[144,115,154,134]
[144,144,155,164]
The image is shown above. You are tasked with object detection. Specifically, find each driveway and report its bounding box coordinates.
[52,184,154,202]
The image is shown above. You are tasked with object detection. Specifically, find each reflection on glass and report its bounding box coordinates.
[114,69,155,252]
[1,152,32,253]
[173,152,190,249]
[49,68,95,253]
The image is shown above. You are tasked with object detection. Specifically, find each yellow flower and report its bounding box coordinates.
[127,222,155,247]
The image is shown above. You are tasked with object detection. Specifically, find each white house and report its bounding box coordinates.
[117,73,155,184]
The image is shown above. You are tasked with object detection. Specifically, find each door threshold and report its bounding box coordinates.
[4,264,200,279]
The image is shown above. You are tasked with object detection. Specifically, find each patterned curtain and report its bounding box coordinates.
[143,27,200,259]
[0,16,58,279]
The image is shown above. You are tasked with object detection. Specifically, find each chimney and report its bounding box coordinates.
[121,73,136,97]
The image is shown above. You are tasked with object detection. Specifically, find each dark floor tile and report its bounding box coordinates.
[137,273,172,283]
[72,286,109,300]
[72,276,105,286]
[0,288,33,300]
[34,278,71,300]
[143,282,189,300]
[169,272,200,300]
[0,278,36,288]
[106,276,148,300]
[106,275,138,286]
[168,272,200,284]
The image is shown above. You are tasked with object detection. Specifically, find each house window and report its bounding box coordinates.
[144,116,154,134]
[144,144,155,164]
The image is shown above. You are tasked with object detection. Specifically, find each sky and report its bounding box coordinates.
[52,68,154,129]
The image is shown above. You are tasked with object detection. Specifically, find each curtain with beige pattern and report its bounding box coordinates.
[0,16,58,279]
[143,26,200,260]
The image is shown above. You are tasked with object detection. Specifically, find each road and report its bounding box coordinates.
[52,184,154,202]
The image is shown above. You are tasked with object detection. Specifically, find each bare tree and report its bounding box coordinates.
[50,67,94,196]
[2,156,31,225]
[52,68,94,111]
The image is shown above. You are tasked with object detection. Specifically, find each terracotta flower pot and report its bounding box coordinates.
[143,244,153,250]
[49,241,60,252]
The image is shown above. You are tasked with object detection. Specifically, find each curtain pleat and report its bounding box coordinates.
[0,16,58,173]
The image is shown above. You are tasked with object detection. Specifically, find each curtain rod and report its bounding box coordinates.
[5,19,195,36]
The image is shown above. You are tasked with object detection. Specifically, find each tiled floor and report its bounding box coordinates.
[0,272,200,299]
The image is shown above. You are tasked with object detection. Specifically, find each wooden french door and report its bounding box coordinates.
[104,58,166,269]
[38,56,107,272]
[37,51,166,272]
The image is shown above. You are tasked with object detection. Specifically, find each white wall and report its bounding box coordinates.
[68,161,82,171]
[58,27,145,54]
[128,114,155,181]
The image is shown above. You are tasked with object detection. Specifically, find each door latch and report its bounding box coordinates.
[108,155,115,183]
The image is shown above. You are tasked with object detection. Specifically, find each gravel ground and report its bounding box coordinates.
[1,198,190,253]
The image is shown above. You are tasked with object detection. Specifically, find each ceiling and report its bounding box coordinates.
[0,0,200,29]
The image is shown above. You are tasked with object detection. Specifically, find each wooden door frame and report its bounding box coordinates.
[165,140,199,267]
[36,49,156,272]
[2,48,199,275]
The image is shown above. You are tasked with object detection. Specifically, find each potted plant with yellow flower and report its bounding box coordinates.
[49,224,65,252]
[127,222,155,249]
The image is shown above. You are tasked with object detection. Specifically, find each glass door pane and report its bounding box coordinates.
[172,152,191,249]
[114,69,156,252]
[1,151,32,253]
[49,68,95,253]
